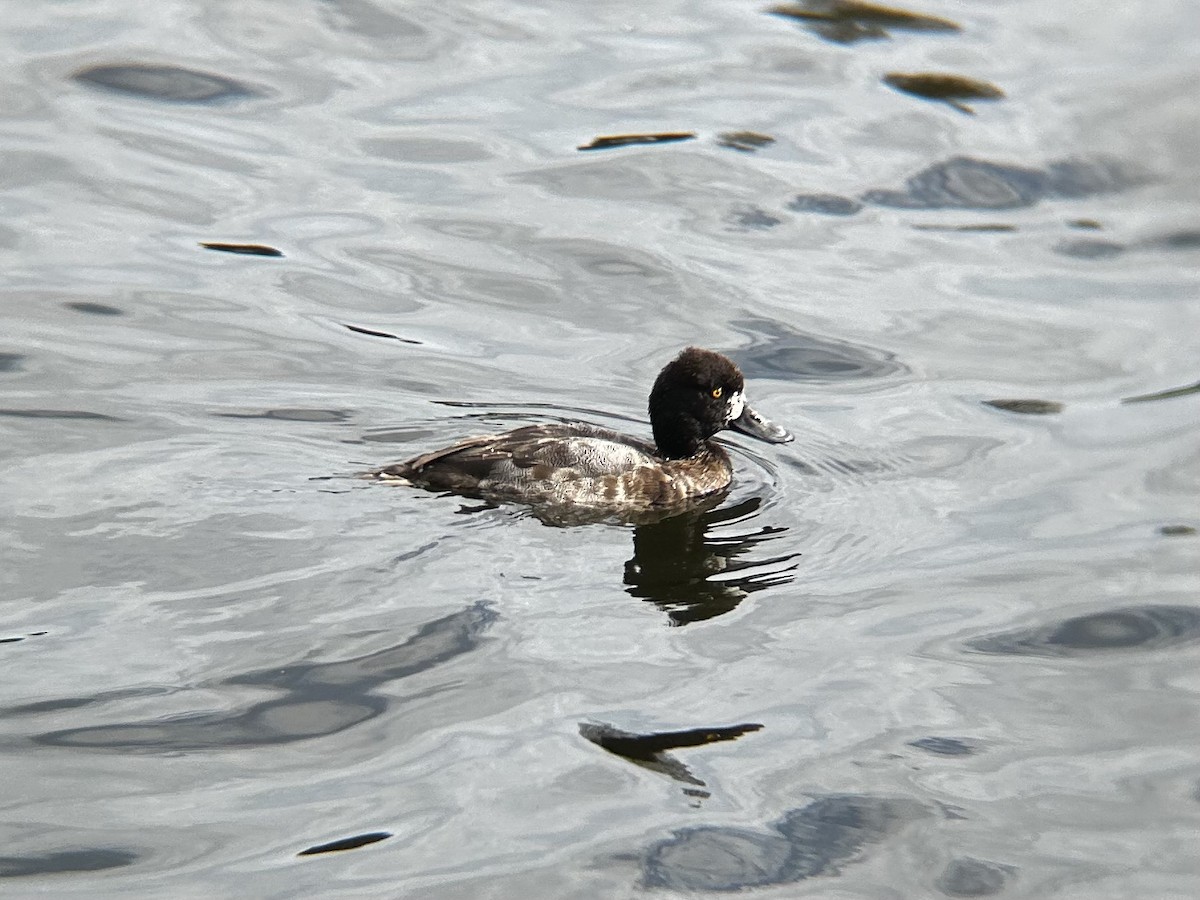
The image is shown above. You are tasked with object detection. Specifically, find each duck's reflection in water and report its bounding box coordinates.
[624,497,799,625]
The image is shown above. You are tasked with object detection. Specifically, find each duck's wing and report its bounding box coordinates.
[373,423,659,489]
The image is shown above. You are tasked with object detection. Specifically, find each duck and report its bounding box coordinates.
[369,347,792,516]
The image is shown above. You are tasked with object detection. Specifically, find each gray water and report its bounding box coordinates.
[3,0,1199,896]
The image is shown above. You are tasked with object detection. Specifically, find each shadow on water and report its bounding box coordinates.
[967,605,1200,657]
[624,497,799,626]
[639,794,927,891]
[27,604,495,751]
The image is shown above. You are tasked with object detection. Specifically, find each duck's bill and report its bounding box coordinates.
[730,404,793,444]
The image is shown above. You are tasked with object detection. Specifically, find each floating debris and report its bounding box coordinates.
[199,242,284,257]
[73,63,259,103]
[883,72,1004,114]
[1121,379,1200,405]
[577,132,696,151]
[1067,218,1104,230]
[768,0,960,44]
[343,323,422,344]
[912,223,1016,232]
[580,722,763,788]
[298,832,391,857]
[983,399,1064,415]
[787,193,863,216]
[716,131,776,152]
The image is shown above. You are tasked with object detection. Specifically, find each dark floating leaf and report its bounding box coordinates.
[642,794,927,890]
[787,193,863,216]
[862,156,1136,211]
[73,64,258,103]
[908,736,977,757]
[580,722,764,787]
[1121,379,1200,405]
[1067,218,1103,230]
[883,72,1004,114]
[199,242,284,257]
[64,301,124,316]
[983,399,1064,415]
[1054,238,1126,259]
[967,605,1200,657]
[298,832,392,857]
[577,132,696,151]
[716,131,776,152]
[343,323,422,344]
[769,0,959,44]
[935,857,1015,898]
[1159,525,1197,537]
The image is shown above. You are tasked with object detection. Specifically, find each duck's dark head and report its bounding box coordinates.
[648,347,793,460]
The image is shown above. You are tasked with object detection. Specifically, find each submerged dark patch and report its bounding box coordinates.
[642,794,926,890]
[787,193,863,216]
[36,603,496,751]
[732,317,904,382]
[0,849,138,878]
[908,736,977,756]
[936,857,1015,897]
[73,64,259,102]
[64,301,124,316]
[0,408,123,421]
[716,131,776,152]
[967,605,1200,657]
[217,408,352,423]
[862,156,1136,210]
[0,352,25,372]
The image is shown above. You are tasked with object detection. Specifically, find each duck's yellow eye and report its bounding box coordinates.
[711,386,723,399]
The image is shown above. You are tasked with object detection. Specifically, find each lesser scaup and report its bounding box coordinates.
[369,347,792,515]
